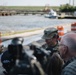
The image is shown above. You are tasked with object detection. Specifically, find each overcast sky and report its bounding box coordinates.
[0,0,76,6]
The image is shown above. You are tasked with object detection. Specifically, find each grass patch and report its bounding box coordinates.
[0,6,59,11]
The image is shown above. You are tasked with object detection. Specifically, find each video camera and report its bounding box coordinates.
[30,44,51,57]
[29,42,51,57]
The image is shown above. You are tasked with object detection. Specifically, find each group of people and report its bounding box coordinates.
[1,27,76,75]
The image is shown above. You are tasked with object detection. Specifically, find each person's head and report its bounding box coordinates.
[58,32,76,62]
[11,37,24,45]
[46,53,64,75]
[42,27,59,46]
[8,37,24,58]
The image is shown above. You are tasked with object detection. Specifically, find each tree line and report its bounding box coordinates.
[59,4,76,12]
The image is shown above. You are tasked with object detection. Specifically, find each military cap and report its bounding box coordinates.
[42,27,58,39]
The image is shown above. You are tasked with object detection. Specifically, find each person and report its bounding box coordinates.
[30,27,59,58]
[1,37,45,75]
[41,27,64,74]
[42,27,59,55]
[42,27,59,66]
[30,27,60,72]
[58,32,76,75]
[1,37,24,75]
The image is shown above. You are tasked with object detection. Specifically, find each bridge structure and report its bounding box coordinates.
[0,10,49,16]
[0,11,16,16]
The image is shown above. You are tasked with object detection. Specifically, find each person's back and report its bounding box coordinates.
[62,57,76,75]
[1,50,15,74]
[1,37,24,75]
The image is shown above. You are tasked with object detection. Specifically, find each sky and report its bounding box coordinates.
[0,0,76,6]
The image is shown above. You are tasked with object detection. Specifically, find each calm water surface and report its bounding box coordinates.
[0,15,76,33]
[0,15,76,46]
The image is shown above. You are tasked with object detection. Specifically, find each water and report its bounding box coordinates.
[0,15,76,33]
[0,15,76,74]
[0,15,76,46]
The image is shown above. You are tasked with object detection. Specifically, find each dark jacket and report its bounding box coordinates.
[61,57,76,75]
[1,50,15,72]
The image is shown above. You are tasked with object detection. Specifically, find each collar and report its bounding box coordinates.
[63,56,76,69]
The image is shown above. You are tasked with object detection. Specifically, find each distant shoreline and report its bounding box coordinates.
[0,6,59,11]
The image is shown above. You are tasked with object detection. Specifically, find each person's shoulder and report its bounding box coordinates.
[62,60,76,75]
[2,50,9,55]
[1,50,11,60]
[66,60,76,69]
[65,59,76,68]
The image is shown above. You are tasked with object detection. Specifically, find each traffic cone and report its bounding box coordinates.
[57,26,64,41]
[71,22,76,33]
[0,32,2,53]
[0,32,2,45]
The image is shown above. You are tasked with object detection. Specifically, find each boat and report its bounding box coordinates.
[44,9,58,18]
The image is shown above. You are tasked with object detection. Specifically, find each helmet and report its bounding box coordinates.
[11,37,24,45]
[42,27,58,39]
[8,37,24,56]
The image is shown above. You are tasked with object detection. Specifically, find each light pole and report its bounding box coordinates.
[73,0,74,6]
[69,0,71,5]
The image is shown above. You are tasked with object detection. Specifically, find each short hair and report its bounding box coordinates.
[61,32,76,52]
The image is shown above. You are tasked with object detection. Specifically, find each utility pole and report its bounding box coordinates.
[73,0,74,6]
[69,0,71,5]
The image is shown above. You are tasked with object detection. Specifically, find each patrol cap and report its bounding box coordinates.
[11,37,24,45]
[42,27,58,39]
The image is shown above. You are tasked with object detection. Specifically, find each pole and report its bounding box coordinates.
[69,0,71,5]
[73,0,74,6]
[0,32,2,45]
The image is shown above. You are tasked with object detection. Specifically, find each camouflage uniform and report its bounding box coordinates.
[40,27,59,71]
[42,27,59,55]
